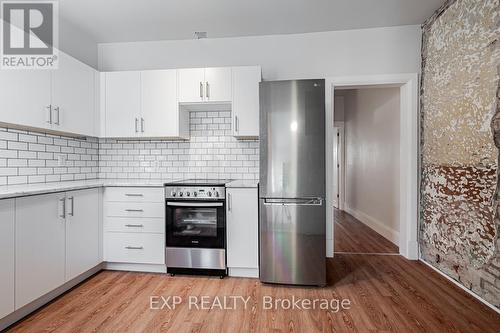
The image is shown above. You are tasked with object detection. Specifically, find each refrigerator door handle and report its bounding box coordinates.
[262,197,323,206]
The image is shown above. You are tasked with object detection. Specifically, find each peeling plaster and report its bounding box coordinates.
[420,0,500,308]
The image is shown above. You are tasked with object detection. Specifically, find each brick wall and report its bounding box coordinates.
[0,127,99,185]
[98,111,259,180]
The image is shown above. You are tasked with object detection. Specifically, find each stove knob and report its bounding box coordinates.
[193,192,198,197]
[179,192,183,197]
[208,191,212,197]
[215,191,219,197]
[186,192,190,197]
[171,191,176,197]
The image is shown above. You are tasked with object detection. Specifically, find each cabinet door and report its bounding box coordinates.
[141,70,179,137]
[0,199,15,319]
[16,193,66,309]
[0,69,51,129]
[232,67,261,138]
[104,71,141,137]
[178,68,205,103]
[51,52,95,136]
[205,67,232,102]
[226,188,259,269]
[66,189,100,281]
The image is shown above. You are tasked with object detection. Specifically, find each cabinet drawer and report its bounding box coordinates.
[104,233,164,264]
[105,202,164,218]
[105,217,164,233]
[104,187,164,203]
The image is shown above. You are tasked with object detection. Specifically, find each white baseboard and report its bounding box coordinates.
[228,267,259,278]
[344,205,399,246]
[104,262,167,273]
[419,258,500,314]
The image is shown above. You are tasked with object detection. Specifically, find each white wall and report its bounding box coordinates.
[98,25,421,79]
[342,87,400,244]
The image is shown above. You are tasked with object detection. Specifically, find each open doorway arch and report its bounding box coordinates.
[325,74,419,260]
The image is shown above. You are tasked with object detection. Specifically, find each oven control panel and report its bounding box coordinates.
[165,186,226,200]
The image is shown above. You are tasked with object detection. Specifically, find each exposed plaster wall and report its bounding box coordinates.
[420,0,500,307]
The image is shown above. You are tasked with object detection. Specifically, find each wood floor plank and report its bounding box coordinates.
[334,209,399,254]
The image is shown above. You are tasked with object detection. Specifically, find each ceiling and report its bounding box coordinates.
[59,0,444,43]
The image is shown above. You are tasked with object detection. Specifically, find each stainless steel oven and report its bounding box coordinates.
[165,181,228,277]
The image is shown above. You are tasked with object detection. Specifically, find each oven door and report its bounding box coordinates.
[166,200,225,248]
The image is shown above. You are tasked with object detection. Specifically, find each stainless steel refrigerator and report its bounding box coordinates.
[259,79,326,286]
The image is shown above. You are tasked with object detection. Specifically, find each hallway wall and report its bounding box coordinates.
[340,87,400,244]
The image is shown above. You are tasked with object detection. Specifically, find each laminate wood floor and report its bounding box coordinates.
[334,209,399,254]
[7,254,500,333]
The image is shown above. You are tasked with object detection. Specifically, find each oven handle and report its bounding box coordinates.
[167,201,223,208]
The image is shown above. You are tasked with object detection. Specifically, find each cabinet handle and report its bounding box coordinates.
[135,118,139,133]
[125,246,144,250]
[46,105,52,124]
[141,117,145,133]
[125,224,144,228]
[206,81,210,99]
[125,209,144,212]
[200,81,203,99]
[228,193,232,212]
[54,106,60,125]
[59,198,66,218]
[68,197,74,216]
[125,193,144,197]
[234,115,239,132]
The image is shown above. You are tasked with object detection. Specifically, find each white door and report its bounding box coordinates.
[177,68,205,103]
[0,69,51,129]
[51,52,95,136]
[226,188,259,269]
[65,189,100,281]
[205,67,232,102]
[16,193,66,309]
[141,70,179,137]
[232,66,260,137]
[0,199,15,318]
[105,71,141,137]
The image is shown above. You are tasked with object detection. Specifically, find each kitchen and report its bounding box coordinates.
[0,0,499,332]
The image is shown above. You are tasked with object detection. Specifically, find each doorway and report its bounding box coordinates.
[333,87,400,254]
[325,74,419,260]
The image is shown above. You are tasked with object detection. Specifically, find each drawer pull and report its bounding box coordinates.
[125,246,144,250]
[125,224,144,228]
[125,193,144,197]
[125,209,144,212]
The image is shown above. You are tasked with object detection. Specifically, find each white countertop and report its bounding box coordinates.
[0,178,258,199]
[226,180,259,188]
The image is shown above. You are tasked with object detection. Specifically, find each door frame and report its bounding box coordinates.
[325,73,419,260]
[332,122,345,211]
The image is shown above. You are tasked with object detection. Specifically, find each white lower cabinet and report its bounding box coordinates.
[226,188,259,277]
[103,187,165,266]
[15,193,66,309]
[0,200,15,319]
[65,189,101,281]
[15,189,101,310]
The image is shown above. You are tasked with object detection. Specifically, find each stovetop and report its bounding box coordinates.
[166,179,234,187]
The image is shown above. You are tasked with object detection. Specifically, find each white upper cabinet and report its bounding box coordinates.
[232,66,261,138]
[178,67,232,106]
[104,71,141,137]
[178,68,205,103]
[52,52,96,136]
[205,67,232,102]
[0,51,96,137]
[141,70,188,138]
[0,69,51,129]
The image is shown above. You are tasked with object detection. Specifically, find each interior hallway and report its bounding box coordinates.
[334,209,398,254]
